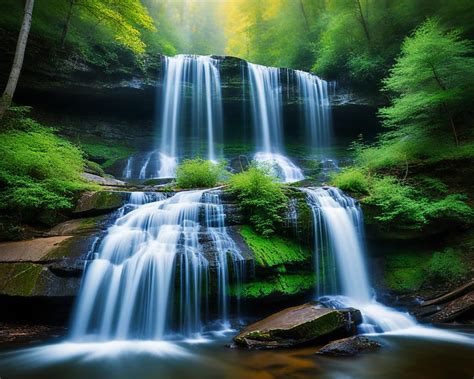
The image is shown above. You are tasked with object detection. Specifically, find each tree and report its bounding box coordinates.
[380,19,474,145]
[0,0,35,120]
[59,0,156,55]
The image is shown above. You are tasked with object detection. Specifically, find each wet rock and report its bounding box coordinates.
[316,336,381,356]
[233,302,361,349]
[0,323,67,344]
[73,191,126,216]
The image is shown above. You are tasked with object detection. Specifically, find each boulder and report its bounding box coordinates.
[316,336,381,356]
[233,302,361,349]
[73,191,125,216]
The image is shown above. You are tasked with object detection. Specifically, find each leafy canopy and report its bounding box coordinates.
[380,18,474,140]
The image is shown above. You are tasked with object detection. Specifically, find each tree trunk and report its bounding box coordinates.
[60,0,75,49]
[0,0,35,120]
[355,0,370,43]
[298,0,311,35]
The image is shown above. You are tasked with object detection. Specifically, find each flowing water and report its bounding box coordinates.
[247,62,304,183]
[294,70,332,149]
[70,190,244,341]
[303,186,474,344]
[158,55,223,178]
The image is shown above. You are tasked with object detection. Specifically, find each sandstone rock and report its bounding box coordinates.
[233,302,361,349]
[316,336,381,356]
[0,237,72,262]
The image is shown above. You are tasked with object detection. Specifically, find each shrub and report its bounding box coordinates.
[425,250,467,283]
[364,176,426,227]
[0,114,89,225]
[331,167,369,194]
[175,159,227,189]
[228,166,287,236]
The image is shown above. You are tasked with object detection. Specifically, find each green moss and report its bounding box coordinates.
[231,273,315,299]
[0,263,43,296]
[239,226,311,268]
[384,249,469,292]
[384,253,426,291]
[79,142,135,168]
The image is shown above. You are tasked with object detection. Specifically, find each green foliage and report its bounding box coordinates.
[228,166,287,236]
[425,250,468,282]
[0,113,89,225]
[364,176,426,227]
[385,253,426,292]
[380,19,474,141]
[331,167,369,195]
[385,250,468,292]
[239,225,311,268]
[175,159,228,189]
[79,142,135,169]
[363,176,473,229]
[229,273,315,299]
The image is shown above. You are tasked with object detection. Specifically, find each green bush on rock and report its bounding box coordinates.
[175,159,228,189]
[331,167,369,195]
[228,166,287,236]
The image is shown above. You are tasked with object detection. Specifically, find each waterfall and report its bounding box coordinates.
[71,190,244,342]
[159,55,223,178]
[294,70,332,149]
[123,157,133,180]
[203,191,245,327]
[303,187,474,344]
[247,62,304,183]
[303,187,371,301]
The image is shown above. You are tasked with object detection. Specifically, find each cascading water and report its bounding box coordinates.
[203,191,245,327]
[303,187,474,344]
[71,190,244,342]
[158,55,223,178]
[247,62,304,183]
[294,70,332,149]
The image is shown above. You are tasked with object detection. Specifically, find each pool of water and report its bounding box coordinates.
[0,329,473,379]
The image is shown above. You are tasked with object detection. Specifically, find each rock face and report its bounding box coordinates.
[316,336,381,356]
[233,302,361,349]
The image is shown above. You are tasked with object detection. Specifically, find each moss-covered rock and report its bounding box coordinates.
[239,225,311,269]
[230,273,316,300]
[0,263,44,296]
[234,302,360,348]
[73,191,126,216]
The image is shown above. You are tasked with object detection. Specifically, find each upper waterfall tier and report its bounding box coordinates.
[120,55,334,182]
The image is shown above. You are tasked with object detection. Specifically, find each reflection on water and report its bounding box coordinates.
[0,331,473,379]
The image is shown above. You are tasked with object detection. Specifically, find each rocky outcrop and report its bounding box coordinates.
[73,191,126,216]
[316,336,381,356]
[81,173,127,187]
[233,302,361,349]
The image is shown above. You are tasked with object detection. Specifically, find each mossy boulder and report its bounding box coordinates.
[234,302,361,348]
[73,191,126,216]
